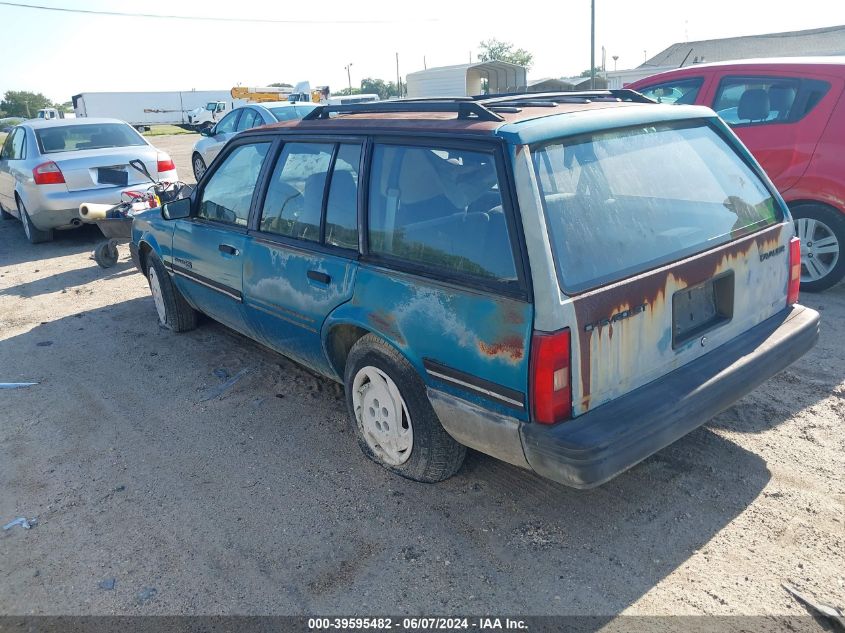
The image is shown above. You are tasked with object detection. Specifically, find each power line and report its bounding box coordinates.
[0,1,432,24]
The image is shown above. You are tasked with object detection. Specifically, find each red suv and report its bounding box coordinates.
[629,58,845,291]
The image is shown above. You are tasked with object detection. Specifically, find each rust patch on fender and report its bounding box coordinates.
[367,312,405,346]
[478,335,524,362]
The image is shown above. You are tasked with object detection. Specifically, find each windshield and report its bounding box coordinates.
[531,121,782,293]
[36,123,147,154]
[206,102,217,111]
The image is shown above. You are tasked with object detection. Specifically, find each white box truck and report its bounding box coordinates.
[71,90,246,130]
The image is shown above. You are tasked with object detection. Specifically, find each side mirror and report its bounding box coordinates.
[161,196,192,220]
[200,127,212,137]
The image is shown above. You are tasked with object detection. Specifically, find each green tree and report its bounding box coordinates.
[477,39,534,69]
[578,66,603,77]
[0,91,53,117]
[269,82,293,88]
[360,77,401,100]
[334,87,362,96]
[57,100,73,113]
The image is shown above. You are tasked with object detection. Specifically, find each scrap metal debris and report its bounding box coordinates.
[3,517,36,531]
[98,578,116,590]
[782,583,845,630]
[0,382,38,389]
[199,368,250,402]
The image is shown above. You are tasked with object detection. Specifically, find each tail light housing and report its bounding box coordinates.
[157,153,176,173]
[788,236,801,305]
[530,328,572,425]
[32,161,65,185]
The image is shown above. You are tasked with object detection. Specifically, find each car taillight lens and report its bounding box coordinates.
[530,328,572,425]
[788,236,801,306]
[157,154,176,173]
[32,161,65,185]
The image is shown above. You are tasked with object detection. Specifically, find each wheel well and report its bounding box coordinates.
[787,199,845,215]
[326,324,370,379]
[138,241,153,275]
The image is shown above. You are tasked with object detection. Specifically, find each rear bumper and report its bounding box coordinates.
[520,305,820,489]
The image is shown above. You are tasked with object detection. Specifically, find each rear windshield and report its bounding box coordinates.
[531,121,782,293]
[36,123,147,154]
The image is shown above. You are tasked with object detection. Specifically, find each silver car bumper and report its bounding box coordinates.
[22,170,177,230]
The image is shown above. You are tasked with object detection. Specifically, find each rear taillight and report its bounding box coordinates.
[530,328,572,425]
[788,236,801,305]
[157,153,176,173]
[32,161,65,185]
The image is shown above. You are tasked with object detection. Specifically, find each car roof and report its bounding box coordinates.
[242,91,715,145]
[22,117,130,129]
[631,56,845,84]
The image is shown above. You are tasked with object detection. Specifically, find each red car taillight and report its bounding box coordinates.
[157,153,176,173]
[32,161,65,185]
[530,328,572,425]
[788,236,801,306]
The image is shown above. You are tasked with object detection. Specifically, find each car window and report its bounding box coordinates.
[368,144,517,282]
[236,108,259,131]
[325,144,361,250]
[198,142,270,226]
[215,110,240,135]
[35,123,145,154]
[259,142,333,241]
[269,106,302,122]
[713,76,801,125]
[1,128,25,160]
[531,122,782,293]
[637,78,703,105]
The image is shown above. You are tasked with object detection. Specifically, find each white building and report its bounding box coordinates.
[406,61,527,98]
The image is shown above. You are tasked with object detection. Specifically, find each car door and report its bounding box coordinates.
[0,128,26,211]
[348,140,533,420]
[205,109,241,163]
[710,74,835,191]
[171,138,273,335]
[242,140,362,374]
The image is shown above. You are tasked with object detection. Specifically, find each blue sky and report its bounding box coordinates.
[1,0,843,102]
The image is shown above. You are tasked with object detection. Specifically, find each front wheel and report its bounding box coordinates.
[192,153,207,182]
[344,334,466,483]
[792,204,845,292]
[146,254,197,332]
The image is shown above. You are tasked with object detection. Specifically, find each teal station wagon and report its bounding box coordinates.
[130,92,819,488]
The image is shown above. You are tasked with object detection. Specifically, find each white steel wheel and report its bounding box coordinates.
[352,365,413,466]
[148,266,167,324]
[795,217,840,283]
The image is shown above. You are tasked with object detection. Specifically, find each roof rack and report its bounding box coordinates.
[302,100,504,122]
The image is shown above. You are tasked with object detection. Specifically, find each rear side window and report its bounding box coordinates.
[637,78,703,105]
[532,122,782,293]
[325,144,361,250]
[368,144,517,283]
[260,142,333,241]
[198,142,270,226]
[1,128,26,160]
[712,76,830,125]
[35,123,145,153]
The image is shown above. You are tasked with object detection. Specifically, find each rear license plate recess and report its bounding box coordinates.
[672,272,734,348]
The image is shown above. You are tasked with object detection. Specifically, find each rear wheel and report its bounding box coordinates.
[18,199,53,244]
[192,153,207,182]
[344,334,466,483]
[146,253,197,332]
[792,204,845,292]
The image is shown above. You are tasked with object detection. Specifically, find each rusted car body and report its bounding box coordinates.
[130,93,819,487]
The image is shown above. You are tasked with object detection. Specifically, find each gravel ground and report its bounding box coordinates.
[0,135,843,620]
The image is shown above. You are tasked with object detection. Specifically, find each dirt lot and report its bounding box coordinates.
[0,134,843,619]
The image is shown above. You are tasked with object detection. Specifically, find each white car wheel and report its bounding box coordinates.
[352,365,413,466]
[148,266,168,324]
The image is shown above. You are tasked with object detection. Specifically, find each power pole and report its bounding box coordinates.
[590,0,596,90]
[396,52,401,98]
[345,63,353,93]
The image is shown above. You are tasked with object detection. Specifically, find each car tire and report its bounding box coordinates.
[146,253,197,332]
[192,153,207,182]
[792,204,845,293]
[344,334,466,483]
[18,198,53,244]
